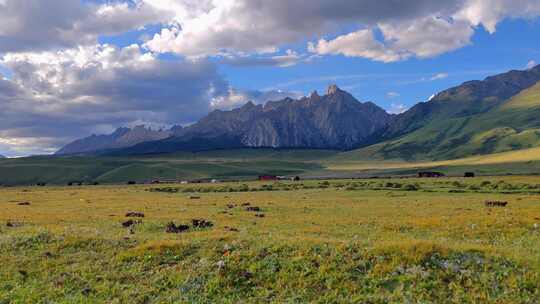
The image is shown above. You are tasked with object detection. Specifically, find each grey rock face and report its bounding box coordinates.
[176,85,393,150]
[57,85,393,154]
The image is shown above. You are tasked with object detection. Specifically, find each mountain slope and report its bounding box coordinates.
[107,85,394,155]
[348,75,540,161]
[56,125,178,155]
[376,65,540,140]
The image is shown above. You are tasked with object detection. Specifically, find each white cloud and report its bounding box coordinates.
[308,29,404,63]
[211,87,303,109]
[0,44,235,155]
[386,92,400,98]
[0,43,303,156]
[143,0,461,58]
[457,0,540,34]
[0,0,169,53]
[308,1,540,62]
[0,136,62,157]
[429,73,449,81]
[141,0,540,63]
[527,60,537,69]
[2,0,539,62]
[388,103,408,114]
[309,17,473,62]
[380,17,473,59]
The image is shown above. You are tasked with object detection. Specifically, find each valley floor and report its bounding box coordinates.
[3,146,540,186]
[1,177,540,302]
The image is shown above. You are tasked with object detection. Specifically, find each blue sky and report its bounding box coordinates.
[0,0,539,156]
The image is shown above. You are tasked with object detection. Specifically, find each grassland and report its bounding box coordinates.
[2,176,540,302]
[4,146,540,186]
[325,145,540,176]
[0,149,334,186]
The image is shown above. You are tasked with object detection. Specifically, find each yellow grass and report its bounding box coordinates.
[2,178,540,302]
[501,82,540,109]
[324,145,540,171]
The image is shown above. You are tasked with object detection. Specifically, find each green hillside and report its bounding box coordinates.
[0,149,333,185]
[346,82,540,161]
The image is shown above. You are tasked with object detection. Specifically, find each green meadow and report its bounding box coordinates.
[2,176,540,302]
[4,145,540,186]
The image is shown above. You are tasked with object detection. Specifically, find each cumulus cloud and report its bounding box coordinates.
[309,16,473,62]
[0,43,302,156]
[0,0,168,53]
[527,60,537,69]
[457,0,540,33]
[381,17,473,59]
[2,0,539,61]
[308,29,404,62]
[308,1,540,62]
[0,44,229,155]
[141,0,540,62]
[143,0,460,57]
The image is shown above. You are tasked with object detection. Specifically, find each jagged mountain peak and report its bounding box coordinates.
[58,86,394,155]
[326,84,341,95]
[126,87,392,153]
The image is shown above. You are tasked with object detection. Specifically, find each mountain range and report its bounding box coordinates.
[56,125,183,155]
[57,65,540,160]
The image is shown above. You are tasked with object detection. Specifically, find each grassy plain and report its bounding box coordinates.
[4,146,540,186]
[2,176,540,302]
[324,145,540,176]
[0,149,334,186]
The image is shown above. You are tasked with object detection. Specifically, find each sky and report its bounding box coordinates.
[0,0,540,157]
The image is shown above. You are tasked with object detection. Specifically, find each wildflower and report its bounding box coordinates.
[216,260,225,270]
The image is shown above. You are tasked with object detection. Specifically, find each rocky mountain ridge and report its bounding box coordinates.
[56,125,179,155]
[58,85,394,154]
[56,65,540,158]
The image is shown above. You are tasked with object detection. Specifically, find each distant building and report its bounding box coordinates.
[418,171,445,178]
[259,175,278,181]
[464,172,475,178]
[291,176,301,181]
